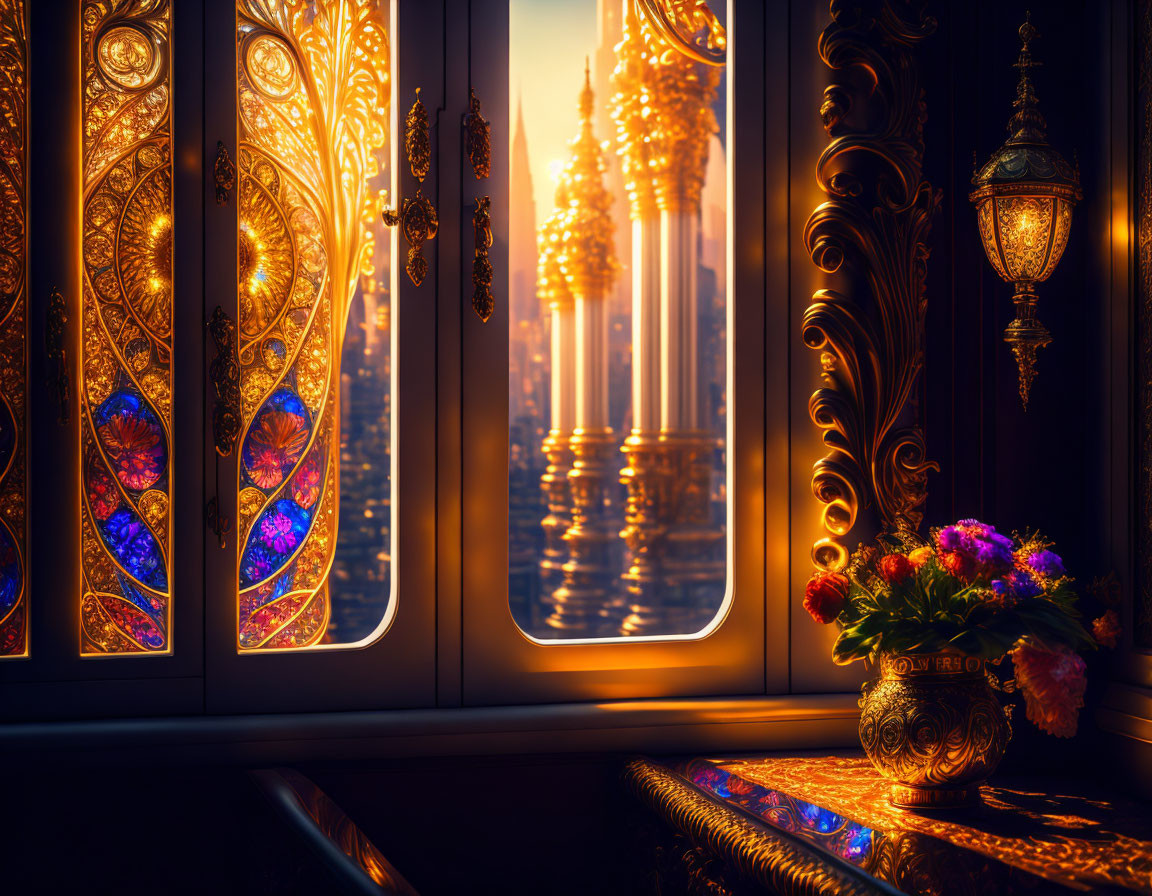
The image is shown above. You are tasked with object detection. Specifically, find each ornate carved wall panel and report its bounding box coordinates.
[80,0,173,654]
[0,0,26,657]
[234,0,390,650]
[802,0,939,571]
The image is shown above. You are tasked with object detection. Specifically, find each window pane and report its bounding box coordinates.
[509,0,729,639]
[235,0,392,650]
[80,0,173,654]
[0,0,25,657]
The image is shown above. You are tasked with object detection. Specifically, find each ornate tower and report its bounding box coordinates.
[546,63,621,635]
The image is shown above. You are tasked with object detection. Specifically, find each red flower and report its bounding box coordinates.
[1091,610,1121,649]
[99,412,164,491]
[939,550,977,582]
[1012,643,1087,738]
[804,571,850,624]
[878,553,914,585]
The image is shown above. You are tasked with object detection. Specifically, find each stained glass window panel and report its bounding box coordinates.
[0,0,26,658]
[80,0,173,655]
[235,0,393,651]
[508,0,729,640]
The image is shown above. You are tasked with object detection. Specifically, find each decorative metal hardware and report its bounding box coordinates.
[383,190,438,287]
[634,0,726,66]
[471,196,493,321]
[383,90,437,286]
[802,1,939,572]
[45,287,69,424]
[464,87,490,180]
[214,140,235,205]
[207,305,239,548]
[207,305,240,456]
[405,88,430,182]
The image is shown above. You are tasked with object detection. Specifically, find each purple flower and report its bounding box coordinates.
[938,526,962,551]
[1027,549,1065,578]
[935,519,1015,579]
[992,569,1043,600]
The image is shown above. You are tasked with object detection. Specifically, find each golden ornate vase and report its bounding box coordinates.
[859,652,1010,809]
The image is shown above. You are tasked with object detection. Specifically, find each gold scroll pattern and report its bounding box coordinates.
[802,1,939,571]
[80,0,173,654]
[235,0,389,650]
[0,0,25,657]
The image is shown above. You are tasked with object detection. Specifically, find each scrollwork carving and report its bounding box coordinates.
[803,0,940,570]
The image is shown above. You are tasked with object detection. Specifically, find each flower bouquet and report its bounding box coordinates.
[804,519,1113,807]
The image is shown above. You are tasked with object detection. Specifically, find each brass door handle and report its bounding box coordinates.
[384,89,438,286]
[45,287,69,424]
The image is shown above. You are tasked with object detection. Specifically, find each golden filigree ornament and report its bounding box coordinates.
[235,0,390,650]
[970,14,1081,410]
[634,0,726,66]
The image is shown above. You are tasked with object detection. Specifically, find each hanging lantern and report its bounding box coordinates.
[969,13,1081,409]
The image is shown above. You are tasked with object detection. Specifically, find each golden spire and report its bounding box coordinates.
[555,59,618,298]
[610,5,659,219]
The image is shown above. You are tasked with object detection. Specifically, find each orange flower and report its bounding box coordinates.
[1012,643,1087,738]
[878,553,914,585]
[1091,610,1121,649]
[908,546,934,569]
[804,571,850,624]
[245,410,309,489]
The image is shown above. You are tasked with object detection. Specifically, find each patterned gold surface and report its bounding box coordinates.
[711,755,1152,894]
[859,653,1009,809]
[80,0,173,655]
[0,0,25,657]
[235,0,389,650]
[625,758,888,896]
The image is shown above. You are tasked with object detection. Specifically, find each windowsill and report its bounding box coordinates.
[0,694,861,764]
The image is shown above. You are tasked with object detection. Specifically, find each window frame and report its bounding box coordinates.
[455,0,787,706]
[200,0,438,714]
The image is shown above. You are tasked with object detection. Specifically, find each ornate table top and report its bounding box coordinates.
[625,754,1152,895]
